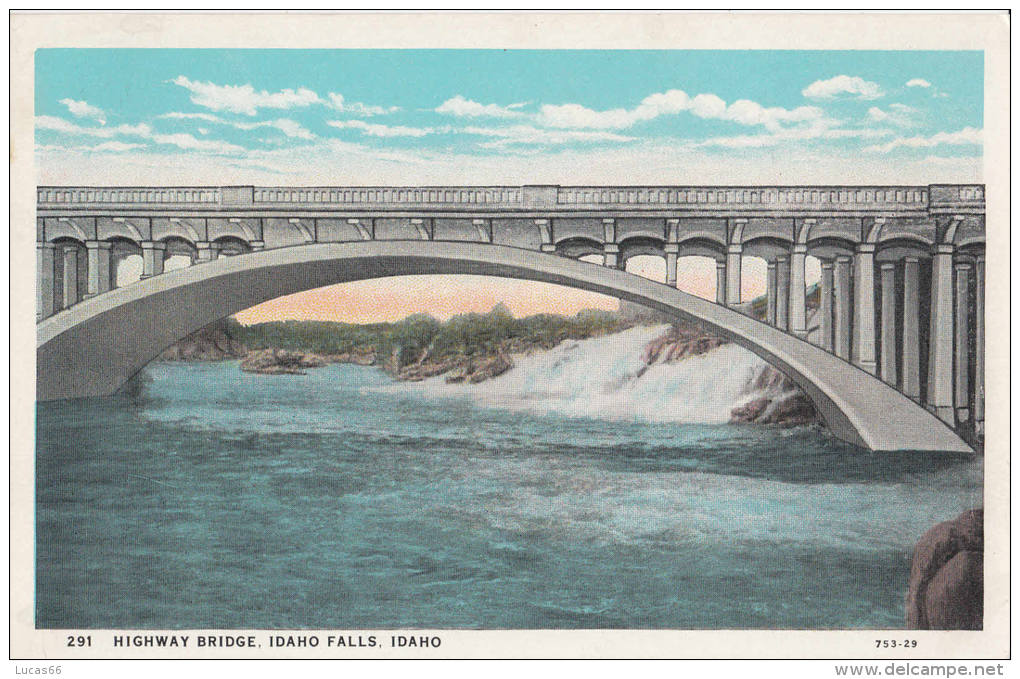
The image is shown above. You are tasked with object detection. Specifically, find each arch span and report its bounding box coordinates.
[37,240,972,453]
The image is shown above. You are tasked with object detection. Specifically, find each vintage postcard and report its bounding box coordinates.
[9,11,1010,665]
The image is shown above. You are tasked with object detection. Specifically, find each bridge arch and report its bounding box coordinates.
[36,240,972,453]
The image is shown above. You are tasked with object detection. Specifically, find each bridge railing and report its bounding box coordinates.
[253,186,523,206]
[557,186,931,207]
[37,187,222,205]
[37,184,985,211]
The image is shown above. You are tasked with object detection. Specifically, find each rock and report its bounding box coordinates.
[906,509,984,630]
[444,353,513,384]
[239,349,328,375]
[159,320,247,361]
[759,392,816,426]
[730,397,769,423]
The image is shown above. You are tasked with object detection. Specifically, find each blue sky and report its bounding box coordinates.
[35,49,983,185]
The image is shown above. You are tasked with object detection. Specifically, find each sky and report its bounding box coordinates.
[36,49,983,323]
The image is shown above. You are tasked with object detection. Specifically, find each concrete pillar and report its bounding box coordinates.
[789,245,807,337]
[725,245,742,307]
[195,241,219,262]
[852,244,877,374]
[85,240,112,298]
[715,260,727,305]
[926,245,955,423]
[37,242,56,320]
[665,246,678,288]
[879,262,897,386]
[603,244,619,269]
[901,257,922,401]
[766,261,777,325]
[954,262,972,424]
[141,241,167,278]
[819,260,834,351]
[775,256,790,331]
[61,246,79,309]
[834,256,852,360]
[974,256,985,436]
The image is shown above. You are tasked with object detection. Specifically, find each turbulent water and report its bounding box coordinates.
[36,327,982,629]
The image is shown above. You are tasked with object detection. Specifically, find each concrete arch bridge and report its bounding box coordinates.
[36,184,985,453]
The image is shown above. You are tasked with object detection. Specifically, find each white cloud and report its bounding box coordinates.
[866,103,917,127]
[535,89,829,133]
[171,76,321,116]
[802,75,883,100]
[906,78,932,88]
[436,95,526,119]
[233,118,315,140]
[37,114,241,154]
[35,135,982,187]
[161,111,221,122]
[161,111,313,139]
[59,98,107,125]
[463,125,636,147]
[327,119,432,138]
[863,126,982,153]
[36,115,151,138]
[327,93,399,116]
[149,132,245,154]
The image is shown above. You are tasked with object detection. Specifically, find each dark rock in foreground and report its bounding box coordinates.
[240,349,328,375]
[906,509,983,630]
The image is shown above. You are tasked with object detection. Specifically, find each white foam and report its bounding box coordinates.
[385,325,770,425]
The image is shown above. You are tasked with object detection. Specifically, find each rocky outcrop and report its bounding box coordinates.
[641,326,728,365]
[640,324,819,427]
[444,353,514,384]
[729,366,817,426]
[906,509,983,630]
[158,320,247,361]
[239,349,328,375]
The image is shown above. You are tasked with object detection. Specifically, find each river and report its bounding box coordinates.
[35,326,982,629]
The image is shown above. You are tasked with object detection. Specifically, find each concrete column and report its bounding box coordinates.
[974,256,985,436]
[37,242,57,320]
[715,260,727,305]
[852,244,877,374]
[603,244,619,269]
[954,262,972,424]
[665,245,678,288]
[926,245,955,423]
[819,261,834,351]
[725,245,742,307]
[775,256,790,331]
[85,240,112,298]
[141,241,167,278]
[195,241,219,262]
[901,257,922,401]
[879,262,897,386]
[833,256,852,360]
[789,244,807,337]
[766,261,777,325]
[61,246,79,309]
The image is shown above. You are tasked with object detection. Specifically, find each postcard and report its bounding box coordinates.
[9,11,1010,663]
